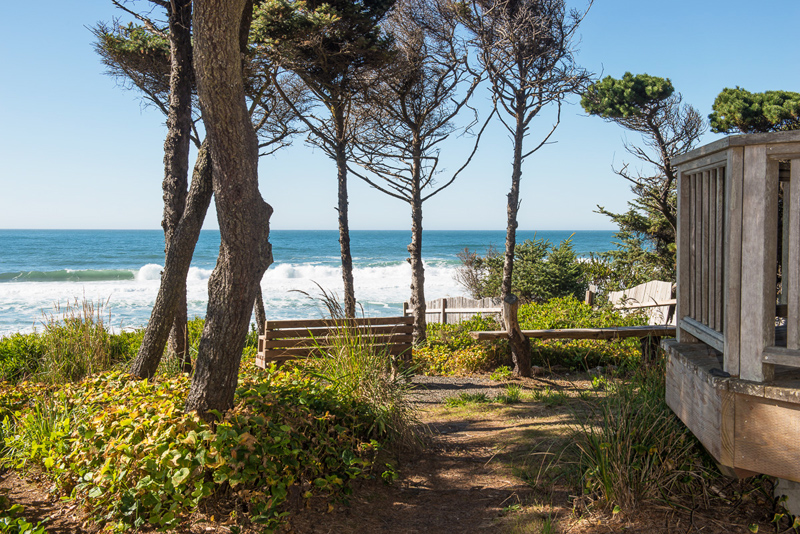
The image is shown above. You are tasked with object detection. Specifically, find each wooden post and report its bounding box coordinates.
[585,285,596,305]
[739,144,778,382]
[441,298,448,325]
[503,294,531,377]
[677,169,700,343]
[402,301,409,317]
[788,160,800,350]
[725,147,744,375]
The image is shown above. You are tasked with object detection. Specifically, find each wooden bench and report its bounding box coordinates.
[255,316,414,368]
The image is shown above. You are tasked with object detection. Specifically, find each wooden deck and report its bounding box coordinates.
[669,130,800,483]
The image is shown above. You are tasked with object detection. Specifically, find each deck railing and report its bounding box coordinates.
[674,131,800,382]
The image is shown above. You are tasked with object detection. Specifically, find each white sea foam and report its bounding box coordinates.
[0,261,465,336]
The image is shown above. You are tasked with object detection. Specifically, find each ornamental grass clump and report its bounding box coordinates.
[574,362,716,513]
[28,298,140,384]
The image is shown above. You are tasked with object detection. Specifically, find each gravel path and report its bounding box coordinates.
[408,374,516,405]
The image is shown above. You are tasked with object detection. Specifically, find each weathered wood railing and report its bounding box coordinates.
[403,296,501,325]
[673,131,800,381]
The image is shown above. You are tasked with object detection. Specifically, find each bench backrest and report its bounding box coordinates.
[255,316,414,368]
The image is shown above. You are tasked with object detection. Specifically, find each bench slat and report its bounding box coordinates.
[261,334,414,349]
[262,344,412,359]
[266,316,414,329]
[265,324,414,340]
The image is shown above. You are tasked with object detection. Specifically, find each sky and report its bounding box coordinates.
[1,1,798,232]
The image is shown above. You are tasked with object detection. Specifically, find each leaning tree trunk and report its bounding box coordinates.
[130,142,214,379]
[504,294,531,377]
[334,109,356,317]
[162,0,195,372]
[408,151,426,343]
[501,107,526,301]
[254,287,267,336]
[185,0,273,419]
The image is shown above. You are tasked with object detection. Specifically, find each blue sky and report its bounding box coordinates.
[1,0,798,231]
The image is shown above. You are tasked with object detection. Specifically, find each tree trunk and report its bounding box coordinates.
[254,287,267,336]
[162,0,194,370]
[408,145,426,343]
[186,0,273,419]
[503,293,531,377]
[130,142,214,379]
[501,106,526,300]
[334,110,356,317]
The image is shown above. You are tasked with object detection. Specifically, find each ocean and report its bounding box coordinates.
[0,229,616,336]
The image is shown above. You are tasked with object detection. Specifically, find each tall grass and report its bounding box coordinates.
[296,286,420,449]
[0,298,142,384]
[574,361,716,512]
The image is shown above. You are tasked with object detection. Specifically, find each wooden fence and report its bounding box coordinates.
[403,296,501,324]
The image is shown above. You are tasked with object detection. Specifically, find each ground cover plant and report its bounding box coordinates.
[0,308,412,533]
[0,361,399,532]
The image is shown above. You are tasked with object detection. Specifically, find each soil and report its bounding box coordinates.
[0,373,785,533]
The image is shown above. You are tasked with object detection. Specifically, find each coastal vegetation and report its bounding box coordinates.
[0,296,785,532]
[581,73,705,287]
[4,0,799,531]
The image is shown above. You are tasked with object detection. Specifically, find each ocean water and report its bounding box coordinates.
[0,229,616,336]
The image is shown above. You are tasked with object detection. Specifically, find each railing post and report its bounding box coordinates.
[677,168,699,343]
[725,147,744,375]
[789,159,800,350]
[441,298,447,325]
[739,144,778,382]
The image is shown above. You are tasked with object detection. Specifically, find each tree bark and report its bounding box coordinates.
[334,106,356,317]
[162,0,194,370]
[186,0,273,419]
[408,144,426,343]
[501,104,526,301]
[130,142,214,379]
[503,293,531,377]
[254,287,267,336]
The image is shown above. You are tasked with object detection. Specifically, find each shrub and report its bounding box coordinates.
[0,334,44,384]
[518,297,646,371]
[455,237,587,302]
[300,320,419,449]
[414,316,509,376]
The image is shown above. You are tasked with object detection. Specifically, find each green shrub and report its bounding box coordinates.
[300,320,418,448]
[455,237,587,302]
[0,334,44,383]
[445,392,491,407]
[414,316,509,375]
[496,384,522,404]
[574,363,717,512]
[0,499,46,534]
[518,297,646,371]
